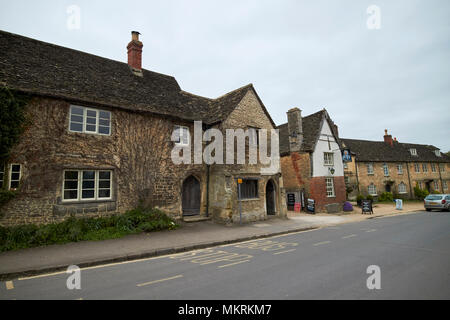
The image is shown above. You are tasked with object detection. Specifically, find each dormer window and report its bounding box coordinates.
[435,150,441,157]
[409,148,417,156]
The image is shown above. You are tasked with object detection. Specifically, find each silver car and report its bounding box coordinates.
[424,194,450,211]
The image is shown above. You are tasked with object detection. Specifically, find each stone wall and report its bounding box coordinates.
[0,97,206,226]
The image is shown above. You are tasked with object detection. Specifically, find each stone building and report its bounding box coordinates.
[278,108,346,213]
[0,30,285,226]
[342,130,450,199]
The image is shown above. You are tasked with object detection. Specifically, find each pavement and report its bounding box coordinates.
[0,201,424,281]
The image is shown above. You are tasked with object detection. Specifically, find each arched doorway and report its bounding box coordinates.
[182,176,201,216]
[266,179,276,215]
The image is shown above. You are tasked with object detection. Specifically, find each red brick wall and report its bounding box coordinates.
[309,176,346,212]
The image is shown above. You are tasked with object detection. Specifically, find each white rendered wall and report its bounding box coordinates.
[311,120,344,178]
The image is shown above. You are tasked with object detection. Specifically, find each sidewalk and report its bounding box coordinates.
[0,202,424,280]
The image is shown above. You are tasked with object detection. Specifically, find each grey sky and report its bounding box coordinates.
[1,0,449,151]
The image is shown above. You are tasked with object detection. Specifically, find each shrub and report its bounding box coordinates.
[379,192,394,202]
[431,190,441,194]
[414,184,429,200]
[366,194,374,201]
[356,195,364,206]
[0,190,16,209]
[0,207,179,252]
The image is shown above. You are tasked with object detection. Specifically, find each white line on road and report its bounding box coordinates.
[136,274,183,287]
[217,260,251,269]
[313,241,331,246]
[342,234,357,239]
[273,249,296,255]
[366,229,377,233]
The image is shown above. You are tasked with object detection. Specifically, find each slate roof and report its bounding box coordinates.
[277,109,341,155]
[341,138,450,163]
[0,30,274,126]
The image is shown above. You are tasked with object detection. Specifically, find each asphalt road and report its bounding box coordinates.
[1,211,449,300]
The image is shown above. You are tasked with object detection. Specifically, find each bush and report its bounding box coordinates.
[0,207,179,252]
[366,194,374,202]
[356,195,364,206]
[379,192,394,202]
[0,190,16,209]
[414,184,429,200]
[431,190,441,194]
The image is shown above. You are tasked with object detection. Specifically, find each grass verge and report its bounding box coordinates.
[0,207,179,252]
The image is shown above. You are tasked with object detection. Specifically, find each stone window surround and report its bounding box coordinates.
[398,182,407,194]
[382,163,389,177]
[368,183,377,196]
[238,178,259,200]
[367,163,374,175]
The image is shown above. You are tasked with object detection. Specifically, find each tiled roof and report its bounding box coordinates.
[278,109,341,155]
[341,138,450,163]
[0,30,272,126]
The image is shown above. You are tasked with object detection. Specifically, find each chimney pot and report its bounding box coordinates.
[384,129,393,147]
[287,108,303,152]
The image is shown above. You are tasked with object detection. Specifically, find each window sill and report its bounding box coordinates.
[239,198,260,202]
[58,198,115,205]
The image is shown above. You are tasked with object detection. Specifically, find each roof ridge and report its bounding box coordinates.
[214,83,253,100]
[0,29,178,82]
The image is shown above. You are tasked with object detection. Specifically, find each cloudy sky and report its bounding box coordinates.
[1,0,449,151]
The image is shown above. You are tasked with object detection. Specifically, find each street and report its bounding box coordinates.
[1,211,449,300]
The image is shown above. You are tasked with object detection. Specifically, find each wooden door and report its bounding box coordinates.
[266,180,276,215]
[182,176,201,216]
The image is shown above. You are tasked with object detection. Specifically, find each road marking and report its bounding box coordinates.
[273,249,296,255]
[217,260,251,269]
[366,229,377,233]
[6,281,14,290]
[137,274,183,287]
[342,234,357,239]
[313,241,331,246]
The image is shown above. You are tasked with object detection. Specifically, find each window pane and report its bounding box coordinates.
[86,124,96,132]
[11,173,20,180]
[99,180,110,188]
[99,111,110,120]
[65,171,78,179]
[82,180,95,189]
[70,115,83,123]
[64,180,78,189]
[64,190,78,200]
[70,123,83,132]
[10,181,19,188]
[83,171,95,180]
[86,110,97,117]
[99,119,110,126]
[99,171,111,179]
[71,106,83,115]
[86,117,96,124]
[98,189,111,198]
[82,190,95,199]
[11,165,20,172]
[98,126,110,135]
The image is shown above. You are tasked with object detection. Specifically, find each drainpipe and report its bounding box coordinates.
[206,164,210,217]
[438,162,443,192]
[406,161,413,198]
[355,160,360,194]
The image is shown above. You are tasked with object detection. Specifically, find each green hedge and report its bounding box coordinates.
[0,207,179,252]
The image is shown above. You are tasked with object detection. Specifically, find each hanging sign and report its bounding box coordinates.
[342,149,352,162]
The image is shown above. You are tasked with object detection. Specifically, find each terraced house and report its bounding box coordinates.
[0,30,286,226]
[342,130,450,199]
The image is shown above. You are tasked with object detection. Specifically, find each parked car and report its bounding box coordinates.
[424,194,450,212]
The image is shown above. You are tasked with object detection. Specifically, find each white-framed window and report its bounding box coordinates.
[397,164,403,174]
[173,125,190,146]
[325,178,335,197]
[414,163,420,173]
[0,164,4,188]
[62,170,112,202]
[435,150,441,157]
[69,105,111,135]
[422,163,428,173]
[367,163,374,175]
[382,163,389,176]
[410,148,417,156]
[368,183,377,196]
[439,163,445,172]
[431,163,437,172]
[9,164,21,190]
[324,152,334,166]
[398,182,407,194]
[443,181,448,190]
[433,181,439,191]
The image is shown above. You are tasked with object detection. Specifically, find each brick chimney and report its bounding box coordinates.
[127,31,143,71]
[384,129,393,146]
[287,108,303,152]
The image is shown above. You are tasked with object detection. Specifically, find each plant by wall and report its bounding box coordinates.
[413,184,429,200]
[0,85,30,163]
